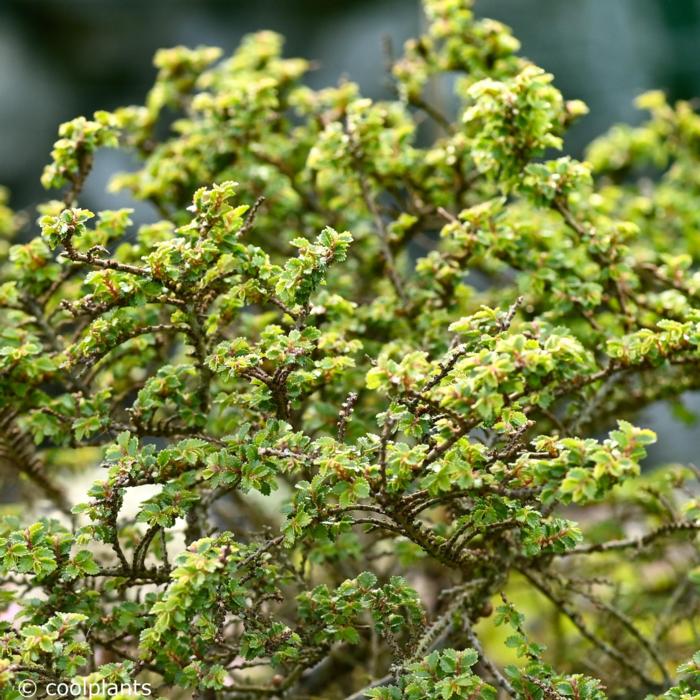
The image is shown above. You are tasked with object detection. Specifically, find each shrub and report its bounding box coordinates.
[1,2,700,698]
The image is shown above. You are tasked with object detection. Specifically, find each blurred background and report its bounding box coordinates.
[1,0,699,465]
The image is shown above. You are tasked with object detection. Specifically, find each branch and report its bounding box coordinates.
[337,391,359,441]
[558,521,700,557]
[519,568,663,691]
[463,617,516,698]
[343,674,393,700]
[62,240,152,279]
[0,409,71,517]
[352,151,406,303]
[572,582,670,685]
[236,195,266,239]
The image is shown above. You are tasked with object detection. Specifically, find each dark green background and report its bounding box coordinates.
[1,0,699,463]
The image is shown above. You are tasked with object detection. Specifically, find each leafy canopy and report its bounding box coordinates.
[1,1,700,699]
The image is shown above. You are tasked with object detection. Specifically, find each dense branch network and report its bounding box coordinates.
[0,3,699,700]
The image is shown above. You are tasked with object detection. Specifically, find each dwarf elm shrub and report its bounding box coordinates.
[1,2,700,699]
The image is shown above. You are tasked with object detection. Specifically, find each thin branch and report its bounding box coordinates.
[343,674,393,700]
[237,196,266,239]
[62,240,152,279]
[572,583,670,684]
[463,617,516,698]
[520,568,662,690]
[337,391,359,441]
[558,521,700,557]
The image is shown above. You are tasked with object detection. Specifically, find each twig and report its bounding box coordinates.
[558,521,700,557]
[520,567,662,690]
[463,617,516,698]
[572,582,670,684]
[337,392,359,441]
[343,674,393,700]
[237,196,266,239]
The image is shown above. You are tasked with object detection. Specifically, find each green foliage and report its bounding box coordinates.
[0,1,699,698]
[368,649,496,700]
